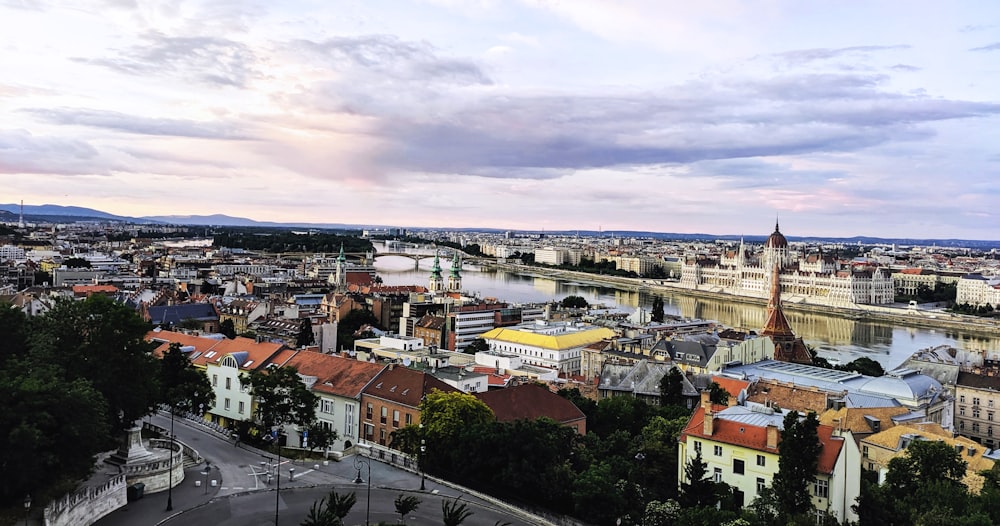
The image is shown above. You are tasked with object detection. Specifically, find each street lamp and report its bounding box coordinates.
[420,439,426,491]
[166,406,175,511]
[273,429,284,526]
[23,494,30,526]
[354,449,372,526]
[201,463,212,495]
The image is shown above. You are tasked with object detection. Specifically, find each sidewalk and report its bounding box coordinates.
[93,465,223,526]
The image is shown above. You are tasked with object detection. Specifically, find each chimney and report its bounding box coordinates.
[701,391,714,436]
[766,424,778,450]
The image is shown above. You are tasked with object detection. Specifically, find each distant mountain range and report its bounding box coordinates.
[2,203,998,249]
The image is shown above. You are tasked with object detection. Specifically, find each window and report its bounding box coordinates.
[321,399,335,415]
[364,423,374,437]
[990,426,994,437]
[862,445,869,458]
[366,403,373,420]
[405,413,412,426]
[973,422,980,433]
[961,395,966,403]
[813,479,829,499]
[990,412,994,422]
[713,468,722,483]
[225,377,231,390]
[960,407,966,416]
[212,374,218,387]
[380,406,388,424]
[991,399,995,408]
[238,401,245,414]
[756,477,766,494]
[974,397,981,406]
[974,409,981,419]
[224,398,231,410]
[694,441,702,453]
[756,455,765,467]
[714,445,723,456]
[733,459,745,475]
[392,410,400,428]
[345,405,355,437]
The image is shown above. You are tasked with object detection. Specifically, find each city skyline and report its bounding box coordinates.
[2,1,998,239]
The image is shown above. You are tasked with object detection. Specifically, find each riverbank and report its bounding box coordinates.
[482,261,1000,338]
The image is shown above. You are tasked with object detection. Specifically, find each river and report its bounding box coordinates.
[370,247,999,371]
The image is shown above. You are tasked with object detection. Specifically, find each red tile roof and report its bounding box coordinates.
[364,366,459,407]
[680,406,844,474]
[711,376,750,399]
[285,352,386,398]
[475,383,586,426]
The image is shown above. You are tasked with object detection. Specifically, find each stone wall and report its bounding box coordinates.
[43,474,126,526]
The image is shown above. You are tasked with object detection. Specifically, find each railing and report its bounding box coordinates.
[43,474,126,526]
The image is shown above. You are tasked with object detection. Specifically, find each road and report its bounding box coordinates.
[96,412,541,526]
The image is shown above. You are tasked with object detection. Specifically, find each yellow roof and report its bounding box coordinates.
[480,327,616,350]
[862,424,995,493]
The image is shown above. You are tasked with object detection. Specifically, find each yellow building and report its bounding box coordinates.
[679,393,860,523]
[481,321,617,375]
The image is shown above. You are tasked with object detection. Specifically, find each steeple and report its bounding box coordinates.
[761,261,813,364]
[447,253,462,292]
[428,251,444,292]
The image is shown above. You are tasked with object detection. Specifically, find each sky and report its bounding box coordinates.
[1,1,999,240]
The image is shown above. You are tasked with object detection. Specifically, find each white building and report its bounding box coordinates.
[956,273,1000,308]
[480,320,616,375]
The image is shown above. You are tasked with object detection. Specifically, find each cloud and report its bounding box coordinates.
[772,45,911,66]
[21,107,252,139]
[970,42,1000,52]
[0,129,110,175]
[76,32,260,87]
[890,64,921,72]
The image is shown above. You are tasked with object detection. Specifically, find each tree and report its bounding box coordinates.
[220,318,237,339]
[679,450,719,508]
[297,317,316,348]
[242,365,319,432]
[557,387,597,417]
[464,338,489,354]
[840,357,885,377]
[30,295,159,441]
[337,308,380,351]
[708,382,729,406]
[659,367,685,407]
[560,295,590,309]
[651,297,665,323]
[160,342,215,414]
[771,410,822,519]
[420,390,494,442]
[301,489,357,526]
[303,423,337,455]
[394,494,421,524]
[442,497,474,526]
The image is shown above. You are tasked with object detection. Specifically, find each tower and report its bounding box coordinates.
[18,200,24,229]
[447,253,462,292]
[761,262,813,364]
[333,243,347,290]
[428,251,444,292]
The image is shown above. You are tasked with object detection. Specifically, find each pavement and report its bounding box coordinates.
[93,413,468,526]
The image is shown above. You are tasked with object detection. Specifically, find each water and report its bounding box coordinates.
[370,246,999,370]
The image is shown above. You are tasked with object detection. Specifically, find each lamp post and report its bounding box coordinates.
[23,494,30,526]
[353,449,372,526]
[201,463,212,495]
[166,406,175,511]
[420,439,426,491]
[274,429,283,526]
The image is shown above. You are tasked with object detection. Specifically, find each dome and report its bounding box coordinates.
[765,221,788,249]
[857,370,942,402]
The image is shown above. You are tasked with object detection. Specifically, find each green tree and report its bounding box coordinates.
[420,390,494,442]
[337,308,380,352]
[659,367,685,407]
[30,295,159,440]
[651,297,665,323]
[557,387,597,417]
[297,317,316,348]
[303,424,337,455]
[159,342,215,414]
[560,295,590,309]
[242,365,319,432]
[572,461,627,525]
[771,410,822,520]
[219,318,237,339]
[708,382,729,406]
[300,489,357,526]
[840,357,885,377]
[394,494,421,524]
[442,497,474,526]
[464,338,490,354]
[679,450,718,508]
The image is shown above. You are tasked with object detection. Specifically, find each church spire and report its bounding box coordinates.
[428,250,444,292]
[761,261,813,364]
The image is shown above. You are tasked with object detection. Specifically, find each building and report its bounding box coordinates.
[359,365,458,447]
[480,321,617,375]
[860,423,994,493]
[679,393,860,523]
[956,273,1000,308]
[475,383,587,434]
[760,262,814,365]
[283,351,386,456]
[679,222,895,306]
[955,372,1000,448]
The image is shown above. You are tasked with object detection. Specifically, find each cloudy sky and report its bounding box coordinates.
[2,1,999,239]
